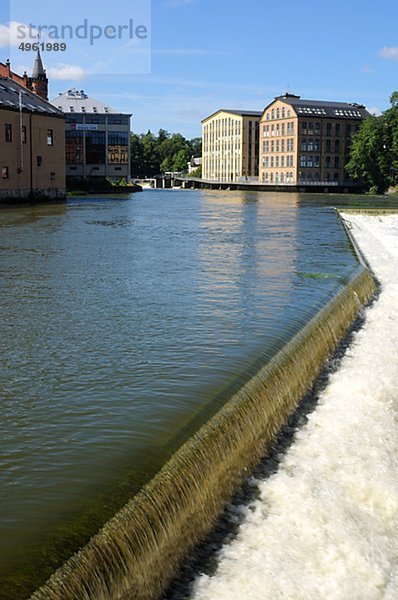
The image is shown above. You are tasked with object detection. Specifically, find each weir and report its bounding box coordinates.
[30,262,375,600]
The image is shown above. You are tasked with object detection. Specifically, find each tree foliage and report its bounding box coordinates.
[347,92,398,193]
[130,129,202,177]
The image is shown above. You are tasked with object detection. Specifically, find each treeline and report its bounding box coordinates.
[130,129,202,178]
[347,92,398,193]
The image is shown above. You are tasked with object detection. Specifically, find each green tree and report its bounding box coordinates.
[188,137,202,157]
[157,128,169,143]
[346,116,390,192]
[347,92,398,192]
[386,98,398,186]
[172,149,190,173]
[160,156,174,173]
[130,128,202,177]
[390,92,398,108]
[130,133,144,177]
[141,131,161,176]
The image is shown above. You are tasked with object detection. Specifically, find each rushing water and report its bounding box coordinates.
[188,213,398,600]
[0,190,362,597]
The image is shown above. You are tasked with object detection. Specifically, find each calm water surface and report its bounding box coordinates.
[0,190,359,596]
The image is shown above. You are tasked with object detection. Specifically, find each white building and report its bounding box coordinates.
[51,88,131,183]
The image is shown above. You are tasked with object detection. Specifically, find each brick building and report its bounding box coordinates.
[0,77,65,204]
[0,51,49,101]
[259,93,370,186]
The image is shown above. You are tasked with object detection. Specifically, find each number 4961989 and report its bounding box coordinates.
[19,42,67,52]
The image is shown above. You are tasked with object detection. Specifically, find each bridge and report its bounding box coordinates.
[134,175,366,194]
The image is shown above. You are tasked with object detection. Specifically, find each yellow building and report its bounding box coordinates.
[259,93,370,186]
[0,77,65,204]
[202,109,261,182]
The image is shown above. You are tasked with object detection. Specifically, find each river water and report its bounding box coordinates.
[0,190,365,597]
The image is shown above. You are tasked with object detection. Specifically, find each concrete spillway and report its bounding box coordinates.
[30,257,375,599]
[190,213,398,599]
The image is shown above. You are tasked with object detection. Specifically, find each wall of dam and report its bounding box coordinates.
[30,260,376,600]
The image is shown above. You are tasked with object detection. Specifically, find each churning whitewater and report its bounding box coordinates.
[191,213,398,600]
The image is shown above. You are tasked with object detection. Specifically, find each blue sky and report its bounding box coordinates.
[1,0,398,138]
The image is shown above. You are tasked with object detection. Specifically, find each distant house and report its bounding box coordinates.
[259,93,371,186]
[51,89,131,185]
[0,76,65,205]
[188,156,202,174]
[202,109,261,182]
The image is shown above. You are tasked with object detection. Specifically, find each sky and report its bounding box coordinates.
[1,0,398,139]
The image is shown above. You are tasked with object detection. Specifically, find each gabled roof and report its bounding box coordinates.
[202,108,262,123]
[52,88,130,115]
[263,94,370,120]
[0,77,63,116]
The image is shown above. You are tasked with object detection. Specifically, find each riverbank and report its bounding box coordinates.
[191,213,398,599]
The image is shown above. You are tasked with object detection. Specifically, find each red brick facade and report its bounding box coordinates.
[0,58,48,101]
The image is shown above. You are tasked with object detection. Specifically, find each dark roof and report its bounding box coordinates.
[223,109,263,116]
[0,77,63,117]
[32,49,45,78]
[202,108,262,122]
[270,95,370,119]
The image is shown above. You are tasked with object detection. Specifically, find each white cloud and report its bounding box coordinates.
[378,46,398,61]
[47,64,85,80]
[0,21,41,48]
[362,64,375,74]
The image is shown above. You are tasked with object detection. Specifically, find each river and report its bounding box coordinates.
[0,189,371,597]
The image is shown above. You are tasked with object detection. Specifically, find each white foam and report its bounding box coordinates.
[191,214,398,600]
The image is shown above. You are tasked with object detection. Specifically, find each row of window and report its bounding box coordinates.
[263,139,295,153]
[203,168,242,177]
[262,138,352,154]
[261,155,344,170]
[204,159,241,169]
[261,171,345,184]
[67,116,126,124]
[299,155,320,168]
[66,131,129,164]
[262,172,295,183]
[203,119,242,137]
[301,122,360,136]
[299,155,341,168]
[5,123,54,145]
[262,155,294,168]
[299,172,341,182]
[204,143,242,153]
[2,163,56,178]
[265,107,292,120]
[67,106,113,114]
[299,122,321,135]
[263,122,295,137]
[299,154,340,169]
[263,121,362,139]
[300,139,320,152]
[204,133,242,140]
